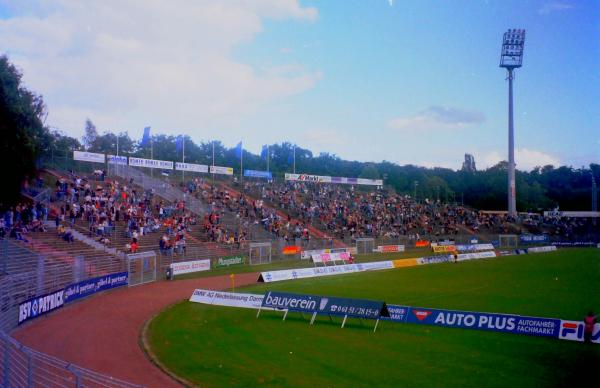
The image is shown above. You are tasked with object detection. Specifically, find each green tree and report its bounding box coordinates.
[0,55,47,207]
[82,119,98,150]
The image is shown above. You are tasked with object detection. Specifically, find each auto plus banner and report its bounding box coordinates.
[63,272,129,303]
[385,304,561,339]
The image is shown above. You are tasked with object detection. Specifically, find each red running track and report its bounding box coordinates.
[12,273,260,387]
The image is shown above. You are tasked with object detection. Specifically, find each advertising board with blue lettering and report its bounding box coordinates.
[519,234,549,243]
[244,169,272,179]
[385,304,561,338]
[63,272,129,303]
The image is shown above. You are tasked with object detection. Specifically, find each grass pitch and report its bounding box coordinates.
[147,248,600,387]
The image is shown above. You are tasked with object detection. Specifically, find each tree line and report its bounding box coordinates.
[2,54,597,212]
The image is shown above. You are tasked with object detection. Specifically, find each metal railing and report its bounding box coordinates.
[0,237,143,387]
[0,331,141,388]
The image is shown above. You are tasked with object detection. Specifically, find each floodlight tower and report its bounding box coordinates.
[499,29,526,217]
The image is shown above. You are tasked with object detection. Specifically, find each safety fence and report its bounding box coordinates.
[0,238,143,387]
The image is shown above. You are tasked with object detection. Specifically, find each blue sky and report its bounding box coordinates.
[0,0,598,170]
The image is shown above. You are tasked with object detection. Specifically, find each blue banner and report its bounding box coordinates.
[18,290,65,325]
[318,296,388,319]
[262,291,321,312]
[551,241,597,247]
[64,272,129,304]
[261,291,388,319]
[519,234,549,243]
[385,304,560,338]
[244,169,272,179]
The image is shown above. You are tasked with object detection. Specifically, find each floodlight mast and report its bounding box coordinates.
[499,29,526,218]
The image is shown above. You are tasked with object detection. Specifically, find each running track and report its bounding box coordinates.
[12,272,260,387]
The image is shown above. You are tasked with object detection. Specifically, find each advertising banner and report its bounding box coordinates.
[551,241,597,248]
[417,255,453,265]
[457,251,497,262]
[285,173,331,183]
[73,151,105,164]
[261,291,388,319]
[107,154,127,165]
[455,244,495,252]
[375,245,405,253]
[285,173,382,186]
[190,289,265,309]
[415,240,430,248]
[301,247,354,259]
[63,272,128,303]
[385,304,561,339]
[216,256,244,267]
[282,246,301,255]
[262,291,322,312]
[527,246,557,253]
[543,211,600,218]
[558,320,585,342]
[210,165,234,175]
[18,290,65,325]
[392,258,419,268]
[311,252,351,264]
[433,246,456,253]
[129,157,174,170]
[356,261,394,271]
[244,169,272,179]
[170,259,210,275]
[318,296,389,319]
[519,234,549,243]
[594,324,600,344]
[175,162,209,173]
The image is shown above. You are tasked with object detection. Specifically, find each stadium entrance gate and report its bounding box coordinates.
[127,251,157,286]
[249,242,272,265]
[356,238,375,255]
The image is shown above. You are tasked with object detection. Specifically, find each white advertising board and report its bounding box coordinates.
[189,289,265,309]
[175,162,209,173]
[170,259,210,275]
[73,151,105,163]
[210,165,234,175]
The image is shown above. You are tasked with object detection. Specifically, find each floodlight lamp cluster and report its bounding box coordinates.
[500,29,526,69]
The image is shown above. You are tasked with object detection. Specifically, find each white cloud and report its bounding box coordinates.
[538,1,574,14]
[0,1,319,138]
[387,105,485,132]
[480,148,560,170]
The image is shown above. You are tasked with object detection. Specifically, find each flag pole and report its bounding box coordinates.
[267,145,270,172]
[182,136,185,185]
[116,133,119,177]
[212,140,215,185]
[150,135,153,178]
[293,145,296,174]
[240,143,243,184]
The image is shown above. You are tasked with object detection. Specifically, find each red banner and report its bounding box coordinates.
[282,246,301,255]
